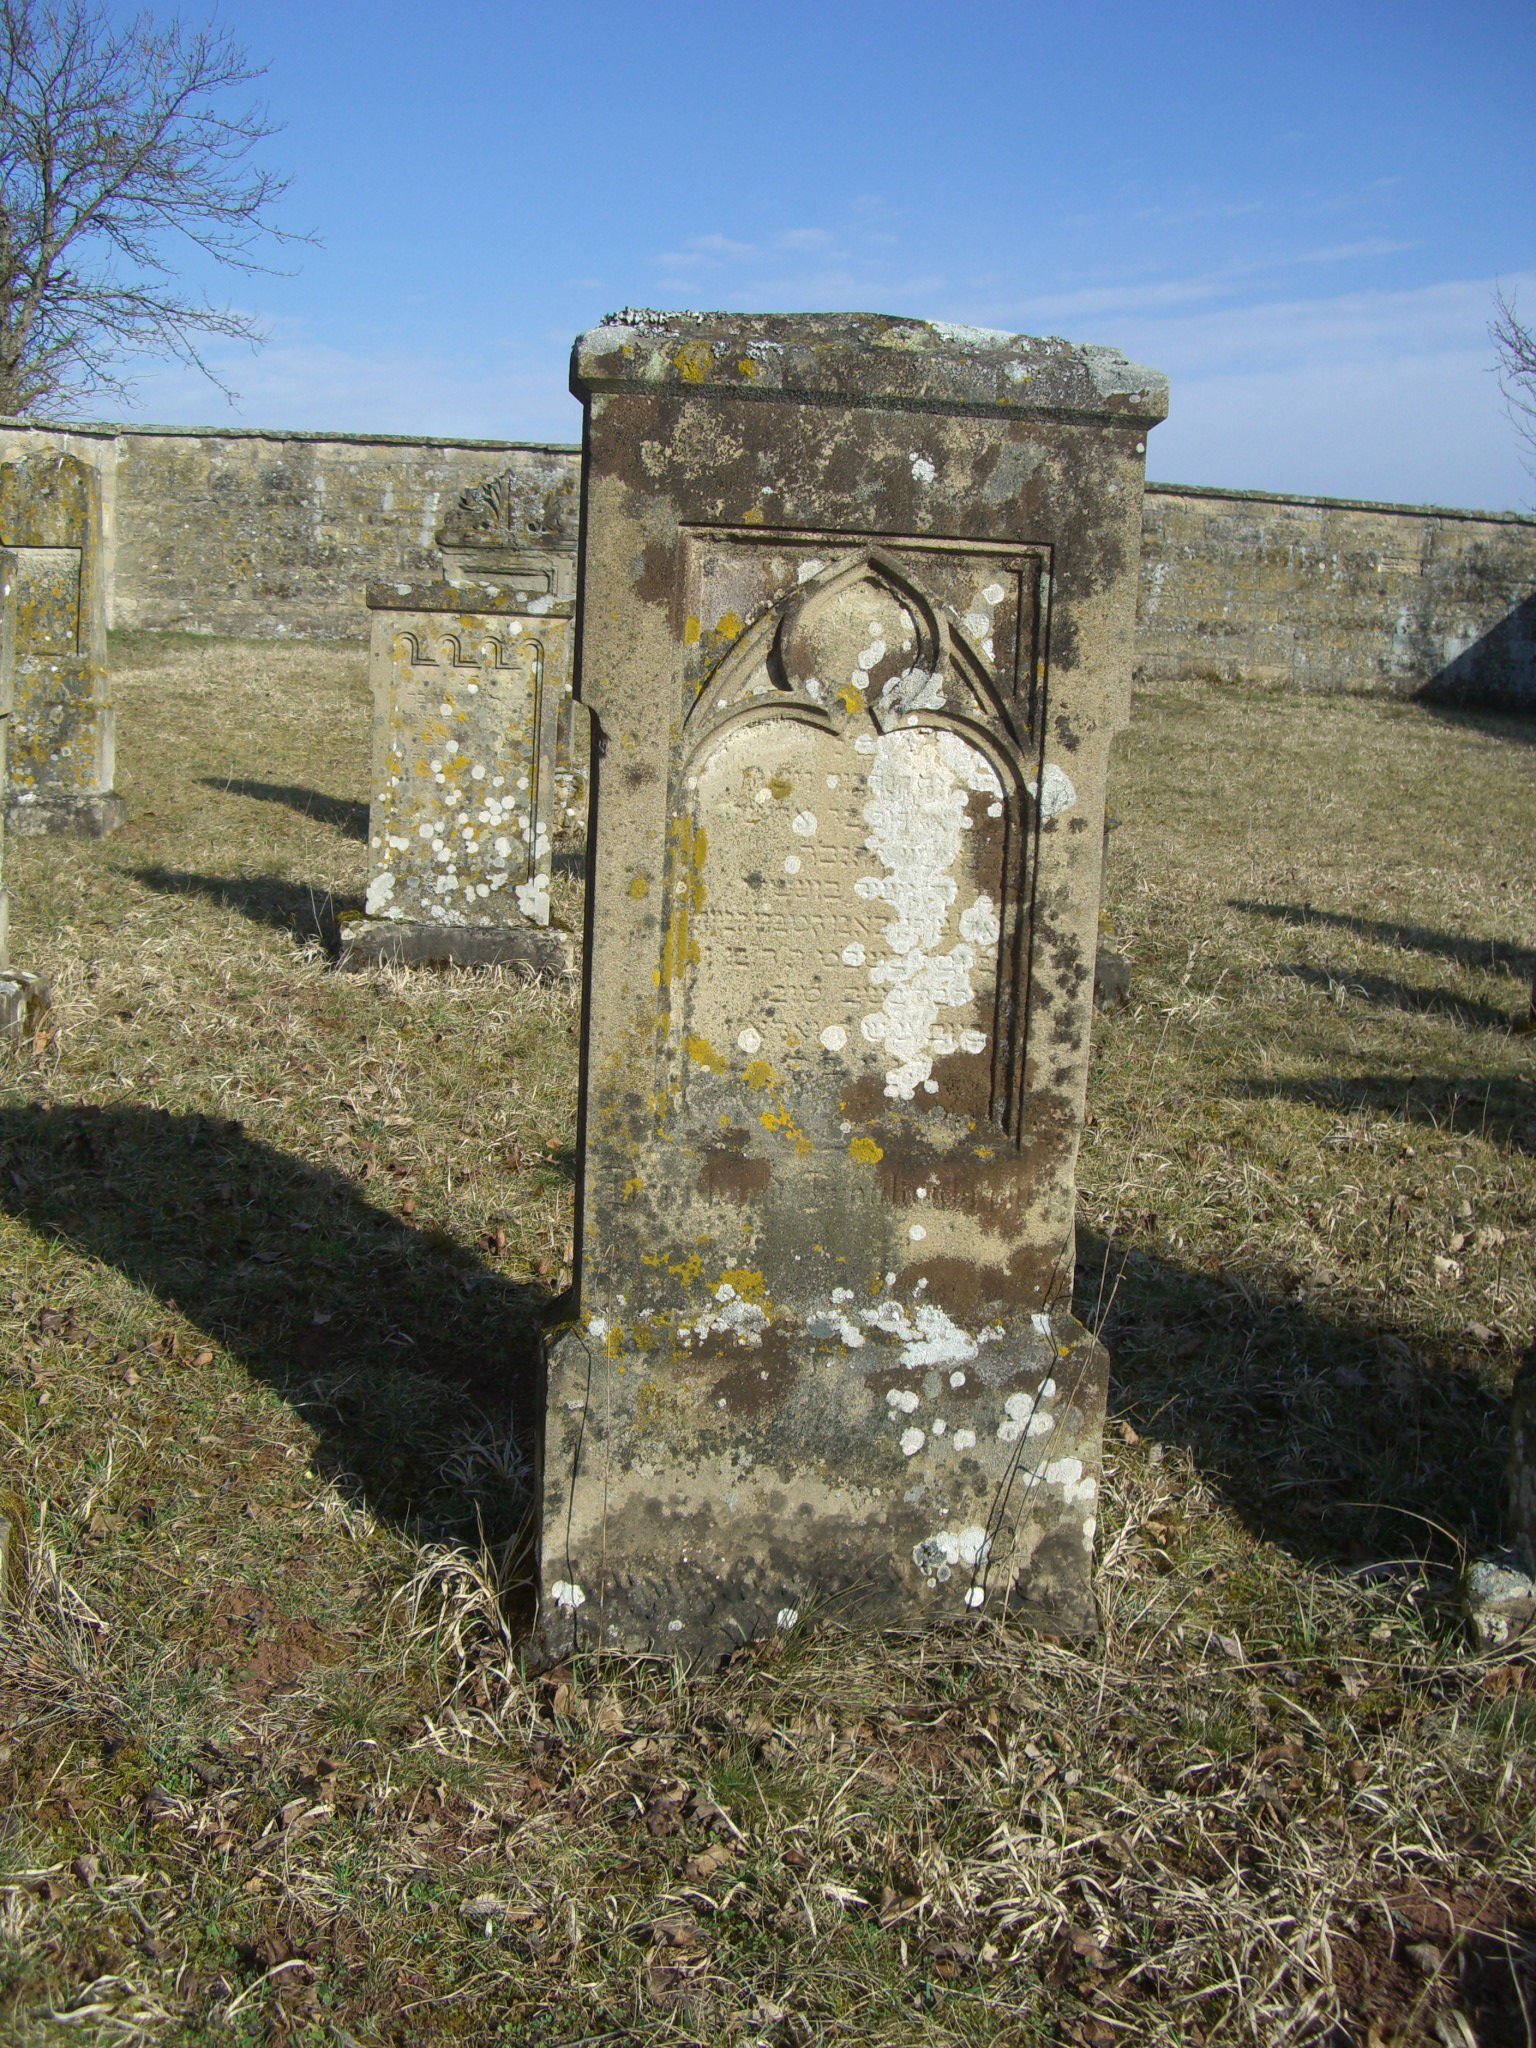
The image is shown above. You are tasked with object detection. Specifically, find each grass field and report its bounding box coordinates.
[1,635,1533,2047]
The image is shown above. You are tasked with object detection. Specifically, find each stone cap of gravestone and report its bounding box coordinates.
[576,309,1170,423]
[364,579,573,618]
[435,462,578,599]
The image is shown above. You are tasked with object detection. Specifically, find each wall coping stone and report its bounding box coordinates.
[1146,478,1536,529]
[0,416,578,453]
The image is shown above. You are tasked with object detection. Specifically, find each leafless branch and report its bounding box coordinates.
[1491,284,1536,486]
[0,0,305,415]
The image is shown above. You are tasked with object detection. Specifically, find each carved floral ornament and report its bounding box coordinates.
[437,469,576,550]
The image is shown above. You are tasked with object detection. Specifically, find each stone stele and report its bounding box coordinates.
[0,549,48,1039]
[536,311,1167,1665]
[340,465,580,974]
[1,452,123,837]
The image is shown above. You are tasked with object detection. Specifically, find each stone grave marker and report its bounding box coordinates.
[536,311,1166,1663]
[340,465,580,973]
[0,549,48,1041]
[2,451,123,837]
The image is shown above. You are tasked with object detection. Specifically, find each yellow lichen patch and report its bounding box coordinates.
[622,1176,644,1199]
[759,1102,813,1154]
[684,616,701,645]
[643,1249,704,1285]
[686,1034,725,1071]
[675,340,714,384]
[629,874,650,899]
[716,1267,768,1306]
[848,1136,884,1164]
[838,683,866,715]
[715,610,743,641]
[767,772,793,800]
[742,504,764,525]
[736,357,758,378]
[741,1058,774,1090]
[659,813,707,984]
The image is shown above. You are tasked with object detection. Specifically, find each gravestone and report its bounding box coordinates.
[339,465,580,974]
[2,452,123,837]
[0,550,47,1041]
[536,311,1166,1663]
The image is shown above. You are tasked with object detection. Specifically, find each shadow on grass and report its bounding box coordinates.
[198,777,370,842]
[1229,1071,1536,1157]
[1079,1229,1512,1570]
[1229,899,1535,985]
[125,865,364,948]
[0,1102,549,1549]
[1272,962,1525,1035]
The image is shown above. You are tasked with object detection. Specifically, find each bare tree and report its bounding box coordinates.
[1492,285,1536,486]
[0,0,298,416]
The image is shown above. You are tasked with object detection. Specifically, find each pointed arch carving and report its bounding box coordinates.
[667,546,1041,1142]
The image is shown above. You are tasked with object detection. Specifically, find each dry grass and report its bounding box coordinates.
[0,644,1532,2047]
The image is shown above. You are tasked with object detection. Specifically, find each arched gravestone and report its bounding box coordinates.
[1,452,123,837]
[536,311,1167,1663]
[342,461,580,973]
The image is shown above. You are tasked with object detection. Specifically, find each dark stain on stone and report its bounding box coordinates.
[699,1149,772,1203]
[706,1328,798,1416]
[902,1253,1014,1323]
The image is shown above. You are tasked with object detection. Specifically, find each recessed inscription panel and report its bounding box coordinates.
[365,619,554,928]
[681,715,1007,1107]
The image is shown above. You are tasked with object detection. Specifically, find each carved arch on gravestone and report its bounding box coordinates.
[669,548,1039,1141]
[682,546,1029,767]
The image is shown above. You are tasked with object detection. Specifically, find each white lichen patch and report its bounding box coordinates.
[1028,763,1077,821]
[912,1524,990,1579]
[886,1387,921,1414]
[861,1300,1001,1372]
[997,1389,1056,1444]
[859,729,1005,1100]
[549,1580,586,1610]
[909,452,936,484]
[899,1427,926,1457]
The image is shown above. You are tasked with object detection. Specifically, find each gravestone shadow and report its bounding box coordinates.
[1272,962,1521,1034]
[198,777,370,841]
[124,865,363,948]
[1079,1229,1512,1569]
[1416,593,1536,714]
[1228,900,1534,985]
[0,1103,549,1550]
[1229,1071,1536,1157]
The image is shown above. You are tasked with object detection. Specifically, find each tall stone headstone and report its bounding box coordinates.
[340,465,580,974]
[536,311,1167,1662]
[0,549,48,1040]
[2,452,123,837]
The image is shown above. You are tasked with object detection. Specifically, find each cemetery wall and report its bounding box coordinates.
[0,421,578,641]
[1138,483,1536,706]
[0,422,1533,703]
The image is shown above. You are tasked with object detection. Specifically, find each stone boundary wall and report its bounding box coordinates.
[1,421,1533,702]
[1138,482,1536,706]
[0,420,579,641]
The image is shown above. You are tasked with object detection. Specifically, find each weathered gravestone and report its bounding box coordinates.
[340,463,580,973]
[0,549,48,1041]
[1,452,123,837]
[535,311,1166,1662]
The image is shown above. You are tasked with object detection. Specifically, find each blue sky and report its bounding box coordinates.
[111,0,1536,510]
